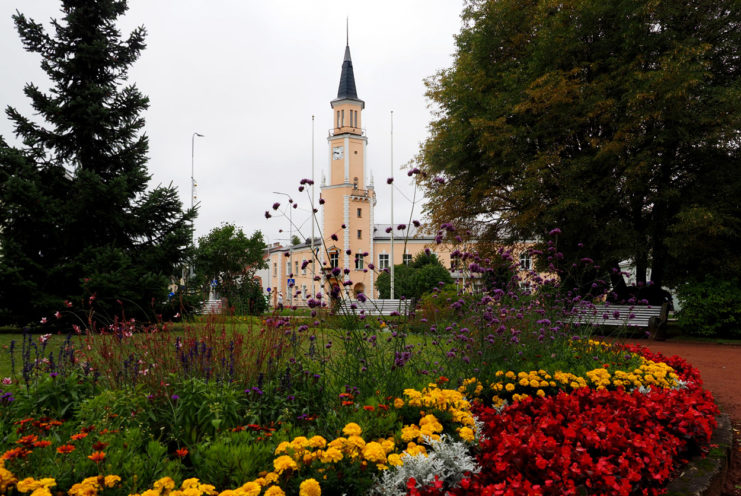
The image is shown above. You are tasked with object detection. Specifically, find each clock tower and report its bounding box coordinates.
[322,42,376,296]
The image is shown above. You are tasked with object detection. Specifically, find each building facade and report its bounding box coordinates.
[262,43,532,307]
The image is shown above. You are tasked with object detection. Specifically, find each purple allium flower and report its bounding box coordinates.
[272,202,280,210]
[385,227,392,233]
[319,198,325,205]
[331,234,338,241]
[265,211,272,219]
[171,394,179,401]
[346,249,352,255]
[413,220,421,227]
[548,228,562,236]
[387,177,394,184]
[397,224,406,230]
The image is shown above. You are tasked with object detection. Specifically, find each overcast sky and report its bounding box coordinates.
[0,1,463,245]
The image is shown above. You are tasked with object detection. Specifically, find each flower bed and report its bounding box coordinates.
[0,342,718,496]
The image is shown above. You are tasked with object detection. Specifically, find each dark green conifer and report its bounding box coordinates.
[0,1,194,325]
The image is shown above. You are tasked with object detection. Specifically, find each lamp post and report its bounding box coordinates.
[274,191,294,306]
[189,132,204,281]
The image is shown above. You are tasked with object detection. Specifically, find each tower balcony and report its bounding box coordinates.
[349,187,373,200]
[328,127,366,137]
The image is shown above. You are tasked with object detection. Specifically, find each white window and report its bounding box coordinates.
[302,285,307,300]
[330,252,339,268]
[301,260,307,275]
[519,252,532,270]
[355,253,364,270]
[286,261,291,276]
[295,261,299,275]
[341,109,344,127]
[403,253,412,265]
[273,262,277,277]
[378,253,389,270]
[336,110,340,128]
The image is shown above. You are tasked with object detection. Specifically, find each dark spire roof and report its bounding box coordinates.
[336,45,358,100]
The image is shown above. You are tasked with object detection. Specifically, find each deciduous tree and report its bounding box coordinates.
[418,0,741,292]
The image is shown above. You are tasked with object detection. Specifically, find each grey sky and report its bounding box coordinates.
[0,1,463,245]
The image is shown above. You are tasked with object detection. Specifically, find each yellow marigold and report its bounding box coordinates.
[362,442,387,463]
[0,466,17,494]
[505,383,515,392]
[346,435,366,451]
[274,441,291,455]
[403,443,427,457]
[308,436,327,449]
[181,479,200,490]
[458,426,475,442]
[263,473,279,485]
[401,425,421,442]
[200,485,217,496]
[320,447,343,463]
[141,490,160,496]
[394,398,405,409]
[495,370,504,377]
[299,478,321,496]
[327,437,346,450]
[291,436,309,450]
[237,482,261,496]
[17,478,56,493]
[388,453,403,466]
[154,477,176,492]
[505,371,516,379]
[273,455,298,473]
[342,423,362,437]
[264,486,285,496]
[218,490,237,496]
[536,389,546,398]
[29,488,52,496]
[381,439,395,453]
[68,483,97,496]
[104,476,121,488]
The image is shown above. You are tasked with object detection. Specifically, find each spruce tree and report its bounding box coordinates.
[0,1,194,325]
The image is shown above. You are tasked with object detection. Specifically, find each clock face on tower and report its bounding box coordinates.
[333,146,344,160]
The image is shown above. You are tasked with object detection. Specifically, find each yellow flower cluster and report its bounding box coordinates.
[460,354,679,404]
[272,424,398,473]
[16,477,56,496]
[69,476,121,496]
[0,460,17,493]
[132,476,286,496]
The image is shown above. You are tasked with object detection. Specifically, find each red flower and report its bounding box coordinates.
[175,448,188,458]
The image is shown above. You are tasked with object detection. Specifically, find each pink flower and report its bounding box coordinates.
[54,311,61,319]
[2,378,12,385]
[40,317,47,324]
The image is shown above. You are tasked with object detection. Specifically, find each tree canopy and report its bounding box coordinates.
[418,0,741,291]
[194,224,267,305]
[376,252,453,300]
[0,0,194,324]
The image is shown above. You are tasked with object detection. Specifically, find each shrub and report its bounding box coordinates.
[677,277,741,337]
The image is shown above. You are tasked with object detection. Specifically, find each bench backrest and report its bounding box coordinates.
[573,303,666,327]
[337,298,413,316]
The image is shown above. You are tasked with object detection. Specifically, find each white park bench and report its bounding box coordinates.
[572,302,670,340]
[336,298,413,317]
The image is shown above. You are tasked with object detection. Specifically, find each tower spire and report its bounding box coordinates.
[346,17,349,46]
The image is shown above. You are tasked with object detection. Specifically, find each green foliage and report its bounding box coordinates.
[14,372,98,420]
[677,278,741,338]
[0,1,194,325]
[417,0,741,289]
[190,431,274,489]
[158,378,244,446]
[376,253,453,299]
[194,224,267,311]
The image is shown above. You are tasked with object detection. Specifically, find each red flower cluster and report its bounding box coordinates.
[409,347,718,495]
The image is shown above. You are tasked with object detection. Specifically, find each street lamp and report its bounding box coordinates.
[274,191,294,306]
[189,132,204,282]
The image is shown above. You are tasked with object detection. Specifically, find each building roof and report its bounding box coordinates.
[337,45,359,100]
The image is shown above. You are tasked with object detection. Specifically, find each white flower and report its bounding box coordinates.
[370,435,479,496]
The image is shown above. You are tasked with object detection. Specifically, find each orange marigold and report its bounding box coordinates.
[56,444,75,454]
[70,433,88,441]
[88,451,105,463]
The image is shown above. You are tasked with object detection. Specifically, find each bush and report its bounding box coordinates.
[677,277,741,337]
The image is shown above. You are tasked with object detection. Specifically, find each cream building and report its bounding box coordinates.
[262,43,533,307]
